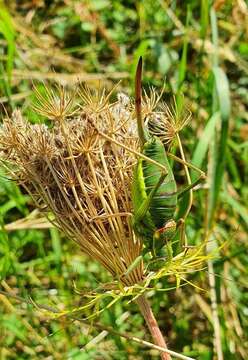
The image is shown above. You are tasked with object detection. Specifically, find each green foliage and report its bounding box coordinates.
[0,2,15,107]
[0,1,247,359]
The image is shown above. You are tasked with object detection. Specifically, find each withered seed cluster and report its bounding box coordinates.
[0,84,180,286]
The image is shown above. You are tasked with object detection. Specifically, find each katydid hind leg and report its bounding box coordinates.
[177,175,205,199]
[96,131,168,174]
[167,152,205,198]
[167,152,206,178]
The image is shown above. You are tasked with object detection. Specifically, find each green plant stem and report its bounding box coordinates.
[136,294,171,360]
[207,258,223,360]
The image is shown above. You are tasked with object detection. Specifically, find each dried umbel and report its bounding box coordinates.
[146,93,191,147]
[0,85,146,286]
[0,83,206,295]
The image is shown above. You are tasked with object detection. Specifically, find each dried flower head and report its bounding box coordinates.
[0,83,211,316]
[78,82,120,114]
[142,86,164,117]
[32,83,78,121]
[145,95,191,146]
[0,85,143,287]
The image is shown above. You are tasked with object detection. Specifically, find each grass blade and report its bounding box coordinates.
[207,66,230,228]
[191,112,220,182]
[0,3,15,107]
[200,0,209,38]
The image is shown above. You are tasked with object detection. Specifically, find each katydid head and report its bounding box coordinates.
[153,219,177,244]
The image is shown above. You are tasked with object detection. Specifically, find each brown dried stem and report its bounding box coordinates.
[136,295,172,360]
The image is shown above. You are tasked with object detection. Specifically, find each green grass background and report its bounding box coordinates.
[0,1,247,359]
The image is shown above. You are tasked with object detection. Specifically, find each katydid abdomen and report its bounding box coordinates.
[131,135,177,253]
[143,138,177,226]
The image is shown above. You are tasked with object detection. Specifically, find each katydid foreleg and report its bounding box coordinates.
[167,152,206,187]
[132,171,167,224]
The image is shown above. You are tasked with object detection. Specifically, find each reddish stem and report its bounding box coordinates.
[136,295,171,360]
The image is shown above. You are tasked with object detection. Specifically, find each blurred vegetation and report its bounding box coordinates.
[0,0,247,359]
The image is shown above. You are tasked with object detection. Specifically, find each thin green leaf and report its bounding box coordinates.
[191,112,220,182]
[177,5,191,107]
[223,192,248,227]
[210,7,218,67]
[50,228,62,265]
[200,0,209,38]
[0,4,15,104]
[207,66,230,227]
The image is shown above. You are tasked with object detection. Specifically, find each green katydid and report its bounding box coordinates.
[89,57,205,274]
[125,57,205,273]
